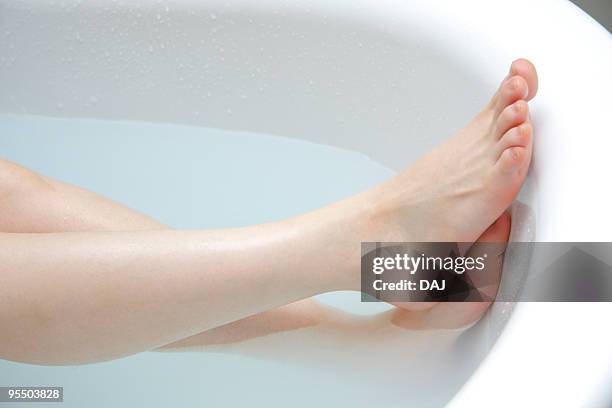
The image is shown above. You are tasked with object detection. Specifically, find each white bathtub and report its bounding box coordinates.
[1,0,612,406]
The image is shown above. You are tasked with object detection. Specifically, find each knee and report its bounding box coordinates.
[0,159,49,198]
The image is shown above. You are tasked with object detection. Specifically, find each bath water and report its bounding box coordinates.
[0,114,394,230]
[0,113,397,408]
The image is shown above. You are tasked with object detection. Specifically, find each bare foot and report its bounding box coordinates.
[391,211,511,329]
[356,59,537,321]
[367,59,538,243]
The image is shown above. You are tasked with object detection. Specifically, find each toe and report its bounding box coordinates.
[480,211,512,242]
[495,76,528,114]
[496,146,530,179]
[509,58,538,101]
[497,122,533,155]
[391,214,511,330]
[419,214,511,330]
[495,100,529,136]
[488,58,538,110]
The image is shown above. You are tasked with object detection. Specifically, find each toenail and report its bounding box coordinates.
[514,101,526,114]
[520,123,531,135]
[509,77,521,92]
[508,77,528,98]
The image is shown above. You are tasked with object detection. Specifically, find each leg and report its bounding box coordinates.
[162,213,511,352]
[0,200,366,365]
[0,59,537,364]
[0,158,330,348]
[0,158,164,233]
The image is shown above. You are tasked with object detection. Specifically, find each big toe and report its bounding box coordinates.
[489,58,537,113]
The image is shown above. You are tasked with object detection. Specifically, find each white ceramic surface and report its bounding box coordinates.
[1,0,611,406]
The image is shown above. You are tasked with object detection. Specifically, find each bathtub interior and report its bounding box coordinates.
[4,0,611,407]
